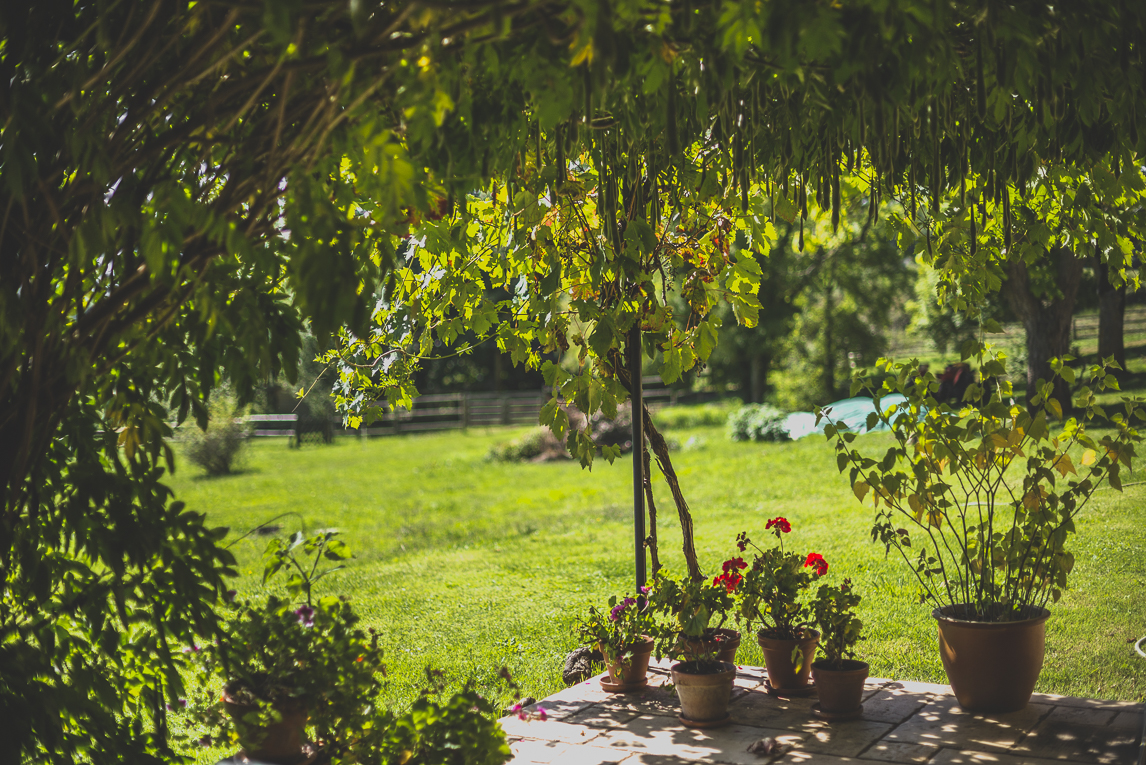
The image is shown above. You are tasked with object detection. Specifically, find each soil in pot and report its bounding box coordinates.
[223,689,309,765]
[671,660,737,727]
[599,635,655,690]
[934,605,1050,713]
[811,659,869,716]
[757,628,819,690]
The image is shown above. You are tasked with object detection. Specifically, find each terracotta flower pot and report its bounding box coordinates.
[757,629,819,690]
[710,628,741,663]
[600,635,655,685]
[671,661,737,726]
[933,604,1051,713]
[811,659,869,714]
[223,691,308,765]
[679,628,742,664]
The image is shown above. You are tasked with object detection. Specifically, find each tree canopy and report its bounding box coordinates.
[4,0,1146,760]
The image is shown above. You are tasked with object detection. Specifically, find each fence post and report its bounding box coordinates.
[501,396,510,426]
[460,394,469,430]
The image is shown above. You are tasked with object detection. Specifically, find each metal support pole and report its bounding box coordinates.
[629,325,646,596]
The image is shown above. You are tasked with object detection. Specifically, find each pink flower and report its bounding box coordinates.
[294,605,315,627]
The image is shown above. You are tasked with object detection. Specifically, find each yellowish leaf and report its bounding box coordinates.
[1053,453,1076,477]
[1081,449,1097,466]
[852,481,869,502]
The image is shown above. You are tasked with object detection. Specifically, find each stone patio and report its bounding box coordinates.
[500,661,1145,765]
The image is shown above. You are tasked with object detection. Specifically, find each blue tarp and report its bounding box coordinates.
[782,395,908,440]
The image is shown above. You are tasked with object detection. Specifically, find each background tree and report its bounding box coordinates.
[917,163,1146,412]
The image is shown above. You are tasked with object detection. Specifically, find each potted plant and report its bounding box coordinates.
[735,520,828,692]
[821,348,1141,712]
[647,561,744,664]
[646,565,743,727]
[809,579,867,720]
[185,531,386,763]
[576,592,655,691]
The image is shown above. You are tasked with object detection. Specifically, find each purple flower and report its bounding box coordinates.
[198,735,212,748]
[639,586,650,595]
[294,605,315,627]
[608,597,637,622]
[225,589,238,603]
[181,643,200,654]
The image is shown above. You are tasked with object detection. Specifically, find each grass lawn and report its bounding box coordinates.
[167,411,1146,750]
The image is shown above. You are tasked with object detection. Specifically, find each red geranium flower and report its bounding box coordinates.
[722,557,747,574]
[736,532,750,552]
[766,517,792,534]
[712,572,743,593]
[804,553,828,577]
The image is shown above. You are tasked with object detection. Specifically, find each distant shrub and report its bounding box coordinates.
[727,403,791,443]
[488,428,566,463]
[651,399,741,429]
[181,395,248,475]
[489,402,651,463]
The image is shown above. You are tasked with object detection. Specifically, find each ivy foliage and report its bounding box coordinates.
[329,0,1146,465]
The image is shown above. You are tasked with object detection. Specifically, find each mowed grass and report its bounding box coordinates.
[166,419,1146,730]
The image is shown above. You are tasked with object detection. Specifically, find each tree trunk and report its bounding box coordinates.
[1000,247,1084,413]
[644,412,703,581]
[822,281,835,400]
[749,351,771,404]
[1095,256,1127,368]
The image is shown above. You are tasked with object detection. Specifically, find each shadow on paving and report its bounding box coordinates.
[500,661,1145,765]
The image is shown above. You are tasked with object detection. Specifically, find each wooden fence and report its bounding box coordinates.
[887,306,1146,359]
[248,381,681,440]
[1070,307,1146,341]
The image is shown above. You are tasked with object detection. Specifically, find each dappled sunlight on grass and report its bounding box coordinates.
[167,423,1146,721]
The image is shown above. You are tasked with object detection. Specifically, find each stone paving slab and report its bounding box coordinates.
[504,663,1145,765]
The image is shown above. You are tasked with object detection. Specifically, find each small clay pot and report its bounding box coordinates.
[223,690,308,764]
[710,628,741,663]
[671,660,737,726]
[678,628,742,664]
[757,628,819,690]
[600,635,655,686]
[811,659,869,714]
[934,604,1050,713]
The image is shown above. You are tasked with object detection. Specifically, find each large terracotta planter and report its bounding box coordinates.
[600,635,655,687]
[934,605,1050,713]
[223,690,308,764]
[811,659,869,714]
[757,629,819,690]
[671,661,737,726]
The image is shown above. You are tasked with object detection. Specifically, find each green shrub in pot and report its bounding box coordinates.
[820,345,1142,711]
[809,579,868,716]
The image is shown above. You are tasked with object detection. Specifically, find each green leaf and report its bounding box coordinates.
[1027,410,1049,441]
[323,540,352,560]
[660,347,682,384]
